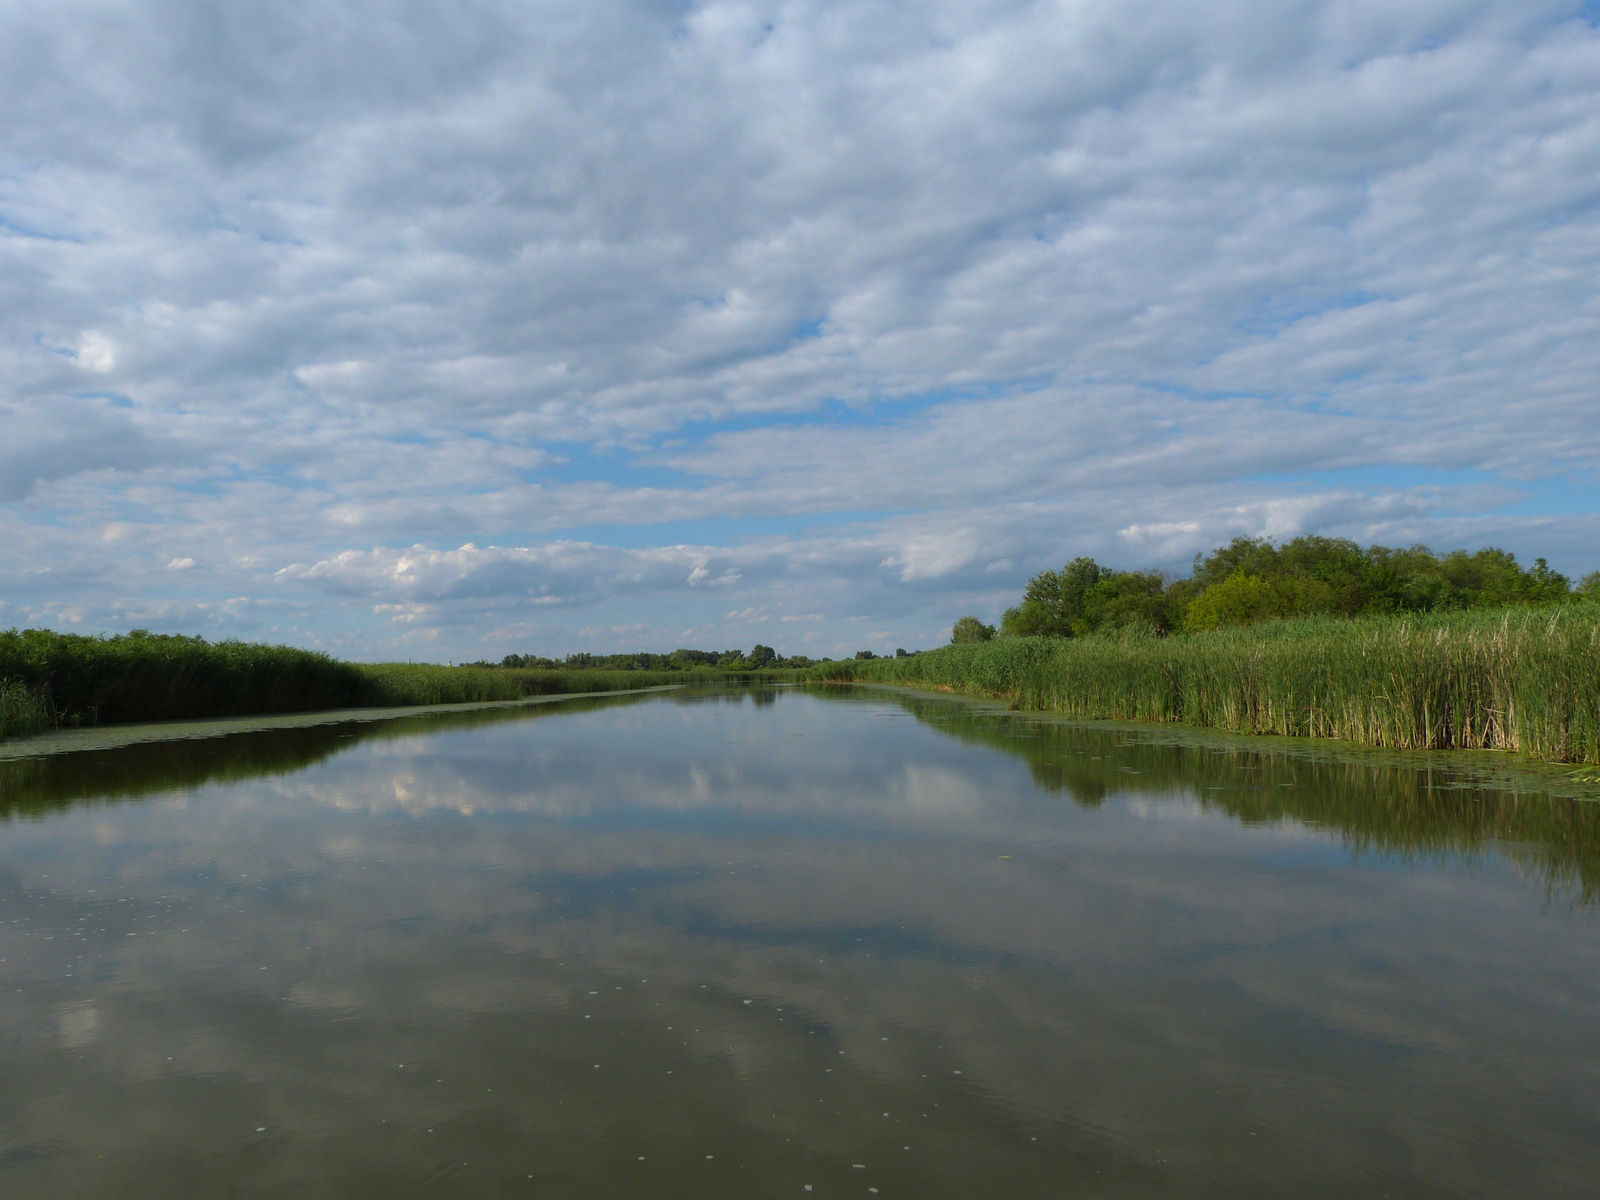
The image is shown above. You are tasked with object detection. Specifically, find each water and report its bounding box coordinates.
[2,685,1598,1198]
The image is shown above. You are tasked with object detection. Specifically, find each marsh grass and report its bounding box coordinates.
[357,662,688,706]
[813,606,1600,764]
[1,678,54,740]
[0,629,802,741]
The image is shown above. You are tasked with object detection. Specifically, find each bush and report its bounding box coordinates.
[951,616,996,644]
[1183,571,1304,630]
[995,537,1593,643]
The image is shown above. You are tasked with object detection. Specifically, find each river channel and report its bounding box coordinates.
[2,684,1597,1198]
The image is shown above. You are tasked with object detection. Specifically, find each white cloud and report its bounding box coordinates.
[0,0,1596,655]
[74,332,117,373]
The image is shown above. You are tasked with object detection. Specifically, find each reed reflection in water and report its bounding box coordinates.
[1,685,1597,1199]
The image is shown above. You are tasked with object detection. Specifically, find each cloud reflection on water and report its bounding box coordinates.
[1,687,1598,1197]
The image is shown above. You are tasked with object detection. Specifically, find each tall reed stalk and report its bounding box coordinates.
[0,678,54,740]
[812,607,1600,764]
[0,628,802,742]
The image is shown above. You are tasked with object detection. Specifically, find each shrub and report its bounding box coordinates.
[951,616,996,644]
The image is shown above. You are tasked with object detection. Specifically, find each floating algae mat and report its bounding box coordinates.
[2,685,1598,1198]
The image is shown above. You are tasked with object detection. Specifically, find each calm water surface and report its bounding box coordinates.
[2,685,1598,1198]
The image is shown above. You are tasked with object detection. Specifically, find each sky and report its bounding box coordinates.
[2,0,1599,661]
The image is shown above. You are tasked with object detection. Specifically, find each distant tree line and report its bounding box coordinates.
[476,645,822,671]
[951,536,1600,642]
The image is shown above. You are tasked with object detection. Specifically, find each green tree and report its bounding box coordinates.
[1184,571,1294,631]
[951,616,995,644]
[1081,569,1173,633]
[1000,557,1103,637]
[1002,558,1180,637]
[1002,538,1579,641]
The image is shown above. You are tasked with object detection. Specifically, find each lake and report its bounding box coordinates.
[2,684,1598,1198]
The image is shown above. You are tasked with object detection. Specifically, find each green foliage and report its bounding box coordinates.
[951,615,996,644]
[810,606,1600,765]
[0,629,375,729]
[500,645,814,671]
[988,537,1591,643]
[1,678,54,740]
[1183,570,1320,631]
[1185,536,1575,624]
[1000,557,1173,637]
[354,663,687,707]
[0,628,809,742]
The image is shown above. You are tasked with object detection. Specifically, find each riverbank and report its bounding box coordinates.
[0,629,800,741]
[809,606,1600,765]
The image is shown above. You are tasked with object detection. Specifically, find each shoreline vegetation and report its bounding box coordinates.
[0,628,804,743]
[814,608,1600,766]
[3,686,1595,900]
[987,536,1599,639]
[813,536,1600,767]
[5,536,1598,763]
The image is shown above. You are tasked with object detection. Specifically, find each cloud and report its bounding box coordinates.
[74,332,117,373]
[0,399,182,502]
[0,1,1597,654]
[277,542,775,608]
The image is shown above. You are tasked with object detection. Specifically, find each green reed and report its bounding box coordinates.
[812,606,1600,764]
[0,628,803,741]
[356,662,684,706]
[1,677,55,740]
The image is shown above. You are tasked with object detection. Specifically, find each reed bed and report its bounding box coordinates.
[812,607,1600,764]
[1,630,375,729]
[0,678,55,740]
[356,663,686,706]
[0,629,801,741]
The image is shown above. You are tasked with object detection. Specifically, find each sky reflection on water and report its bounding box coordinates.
[2,686,1598,1198]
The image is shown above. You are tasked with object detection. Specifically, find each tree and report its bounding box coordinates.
[1002,557,1179,637]
[1183,571,1290,631]
[951,616,995,644]
[1000,557,1105,637]
[747,644,777,668]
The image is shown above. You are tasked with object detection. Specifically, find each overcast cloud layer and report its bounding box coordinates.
[3,0,1599,658]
